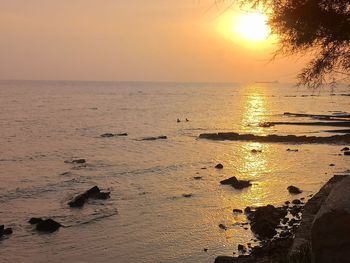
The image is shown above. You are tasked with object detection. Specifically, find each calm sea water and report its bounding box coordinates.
[0,80,349,263]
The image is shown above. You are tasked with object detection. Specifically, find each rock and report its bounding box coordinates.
[193,176,202,180]
[244,207,252,215]
[177,118,181,123]
[0,225,13,236]
[247,205,287,240]
[292,199,302,205]
[341,147,349,151]
[285,201,290,205]
[36,219,61,233]
[238,244,246,253]
[182,194,192,198]
[287,186,303,194]
[203,248,208,252]
[117,133,128,136]
[287,148,299,152]
[220,177,252,190]
[186,118,189,122]
[215,163,224,169]
[281,217,289,225]
[344,151,350,156]
[219,224,227,230]
[233,209,243,214]
[251,149,262,153]
[68,186,110,208]
[329,163,335,167]
[64,158,86,164]
[100,133,115,138]
[3,228,13,235]
[29,217,43,224]
[142,135,167,141]
[310,176,350,263]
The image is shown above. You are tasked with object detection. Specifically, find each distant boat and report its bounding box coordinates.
[255,80,279,84]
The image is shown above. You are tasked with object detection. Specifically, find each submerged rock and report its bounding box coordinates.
[341,147,349,151]
[100,133,115,138]
[64,159,86,164]
[220,177,252,190]
[287,148,299,152]
[35,219,61,233]
[182,194,193,198]
[193,176,202,180]
[215,163,224,169]
[68,186,110,208]
[142,135,167,141]
[287,186,303,194]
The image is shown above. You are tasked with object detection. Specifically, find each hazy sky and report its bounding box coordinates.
[0,0,308,82]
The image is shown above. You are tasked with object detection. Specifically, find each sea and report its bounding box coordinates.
[0,80,349,263]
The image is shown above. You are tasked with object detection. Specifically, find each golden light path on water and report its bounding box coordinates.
[238,85,273,206]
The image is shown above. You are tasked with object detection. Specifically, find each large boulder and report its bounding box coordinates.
[311,176,350,263]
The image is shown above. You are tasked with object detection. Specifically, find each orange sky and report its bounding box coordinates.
[0,0,308,83]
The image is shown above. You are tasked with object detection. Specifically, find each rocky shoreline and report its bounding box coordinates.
[214,174,350,263]
[199,132,350,144]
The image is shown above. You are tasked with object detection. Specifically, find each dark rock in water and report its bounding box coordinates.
[344,151,350,156]
[68,193,87,207]
[251,149,262,153]
[292,199,302,205]
[281,217,289,225]
[0,225,13,236]
[219,224,227,230]
[285,201,290,205]
[193,176,202,180]
[29,217,44,225]
[247,205,288,240]
[117,133,128,136]
[199,131,350,144]
[177,118,181,123]
[341,147,349,151]
[203,248,208,252]
[69,186,110,208]
[182,194,193,198]
[244,207,252,215]
[3,228,12,235]
[64,158,86,164]
[142,135,167,141]
[100,133,115,138]
[215,163,224,169]
[36,219,61,233]
[220,176,252,190]
[329,163,335,166]
[290,205,303,216]
[287,185,303,194]
[238,244,246,253]
[287,148,299,152]
[233,209,243,214]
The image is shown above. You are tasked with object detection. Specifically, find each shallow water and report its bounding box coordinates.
[0,80,349,262]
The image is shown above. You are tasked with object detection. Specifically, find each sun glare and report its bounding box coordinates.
[234,12,270,42]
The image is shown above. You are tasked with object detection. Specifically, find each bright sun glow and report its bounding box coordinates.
[233,12,270,42]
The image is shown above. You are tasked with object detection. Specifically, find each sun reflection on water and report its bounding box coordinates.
[240,85,271,135]
[237,85,273,206]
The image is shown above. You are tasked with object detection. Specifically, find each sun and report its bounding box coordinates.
[233,12,271,42]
